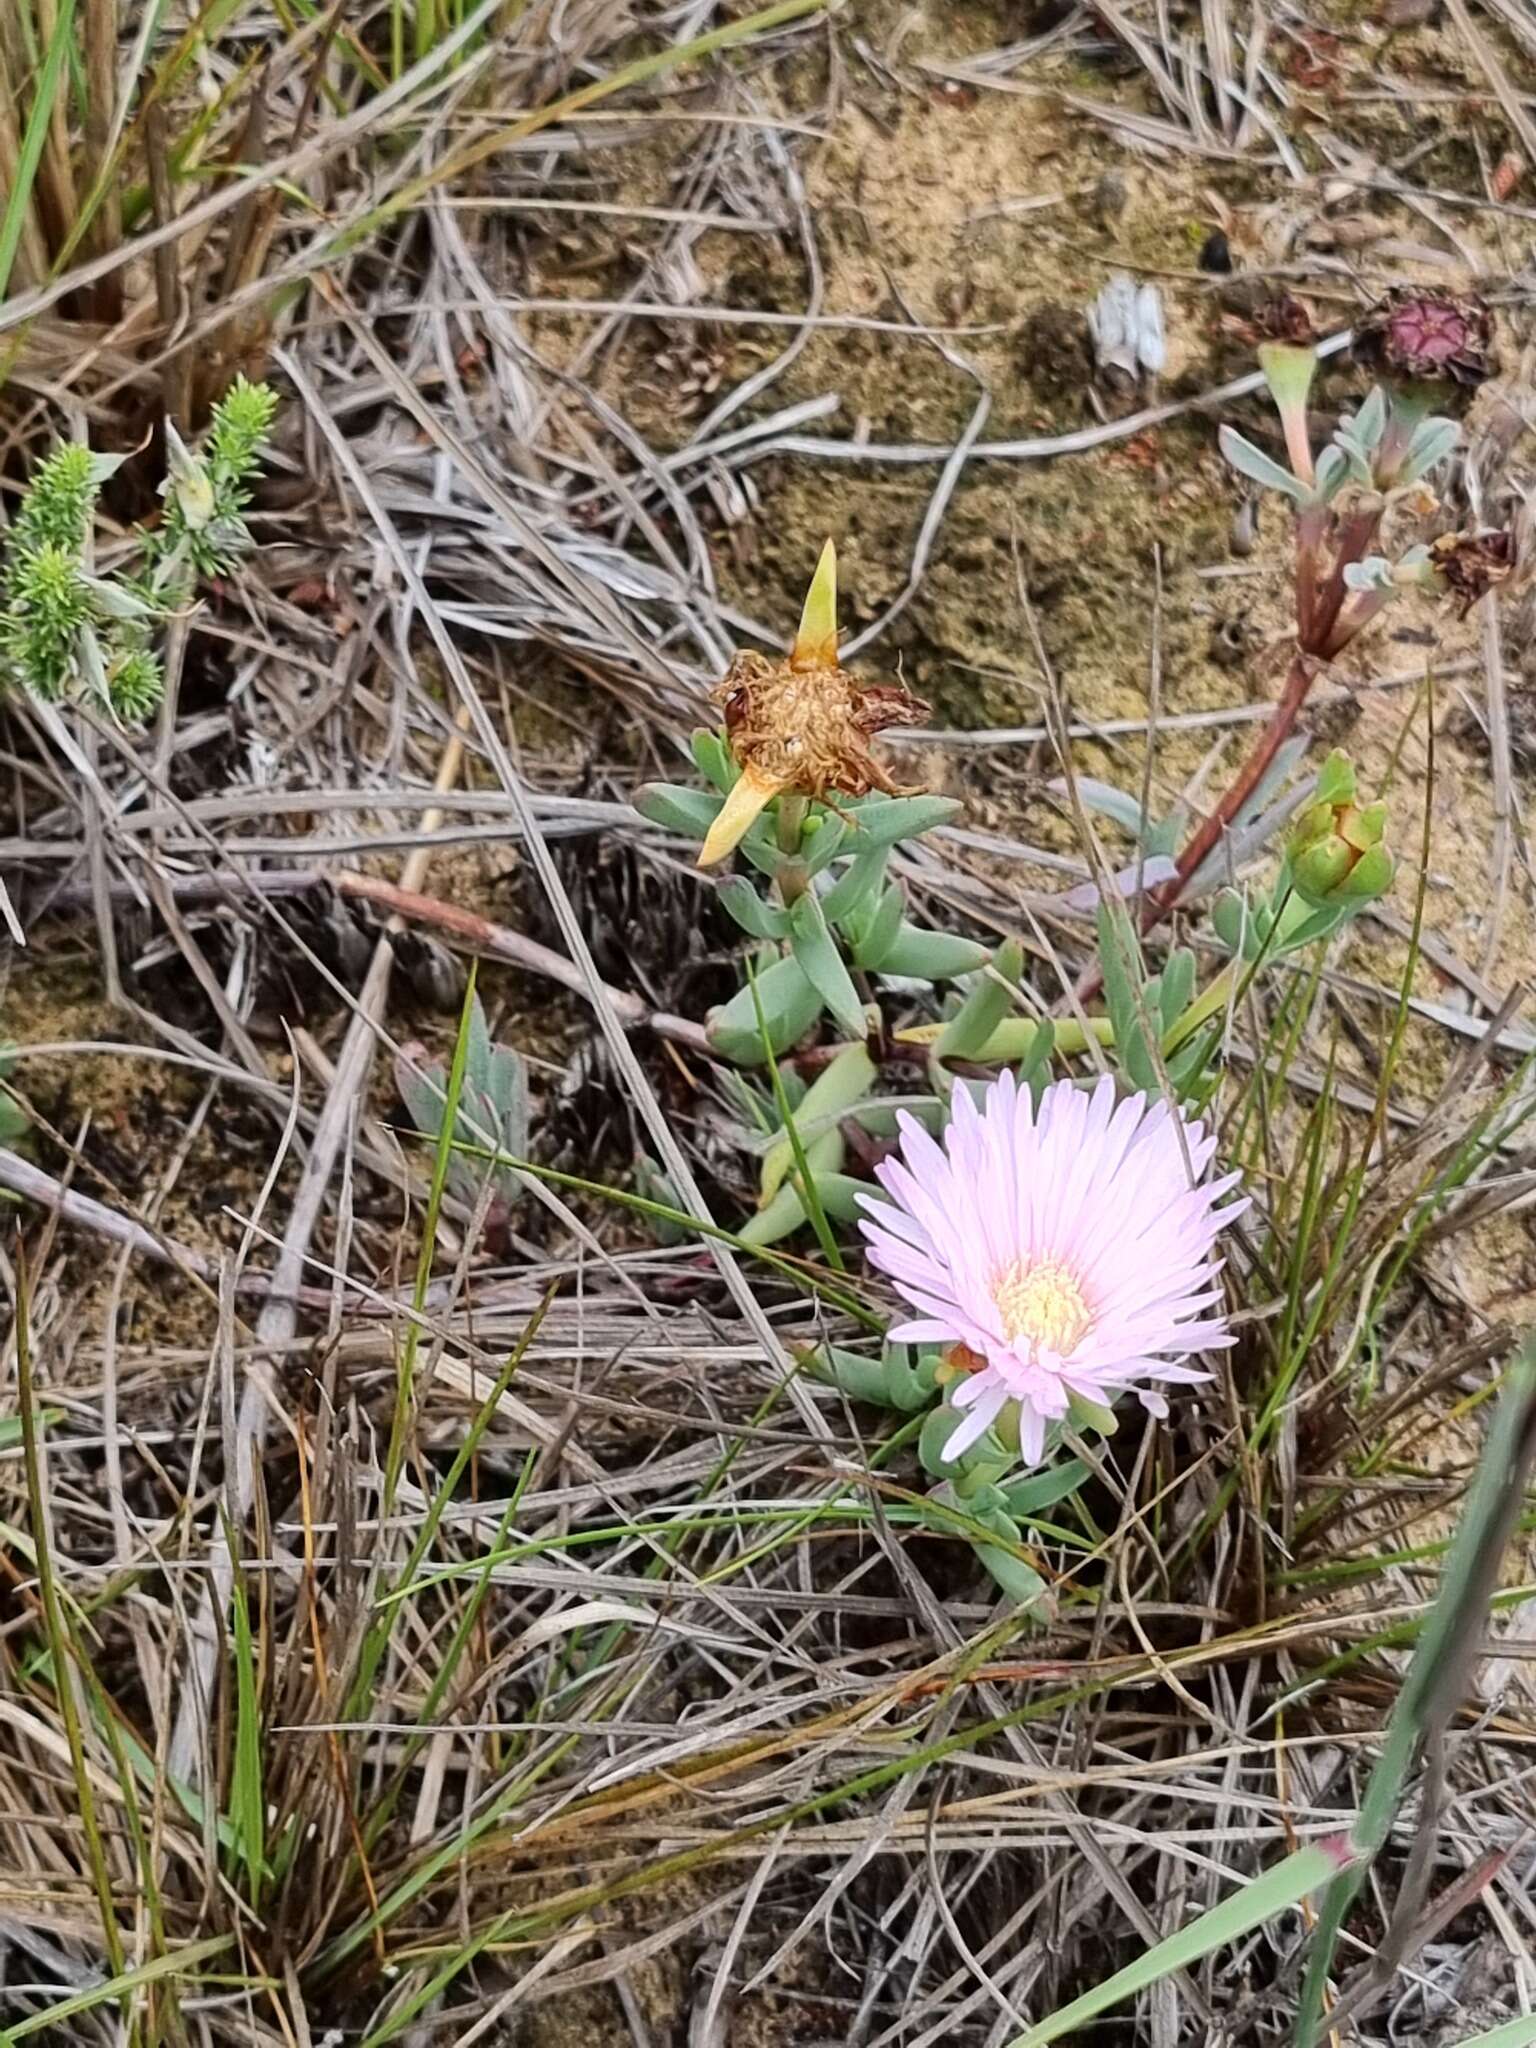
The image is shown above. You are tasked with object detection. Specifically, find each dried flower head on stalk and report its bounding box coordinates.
[1428,527,1518,614]
[1353,288,1495,391]
[698,540,929,866]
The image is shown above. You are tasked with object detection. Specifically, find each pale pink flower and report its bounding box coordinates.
[858,1073,1248,1465]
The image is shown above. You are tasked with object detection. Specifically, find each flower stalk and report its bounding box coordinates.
[1115,290,1504,950]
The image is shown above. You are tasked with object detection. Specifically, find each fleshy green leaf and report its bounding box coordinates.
[1001,1460,1090,1518]
[809,1171,870,1224]
[690,729,738,792]
[707,955,827,1065]
[1097,901,1162,1095]
[936,939,1024,1061]
[1349,384,1388,450]
[848,883,905,971]
[822,846,890,925]
[870,925,992,981]
[737,1178,808,1248]
[1401,414,1459,485]
[1067,777,1152,841]
[633,782,724,838]
[1211,890,1251,957]
[1065,1389,1118,1437]
[1311,442,1347,501]
[718,877,791,941]
[799,812,850,877]
[1156,948,1196,1033]
[843,793,960,848]
[760,1042,877,1200]
[882,1345,941,1413]
[738,1129,843,1246]
[971,1506,1051,1610]
[789,893,868,1039]
[1342,555,1395,593]
[811,1344,893,1404]
[1016,1016,1056,1085]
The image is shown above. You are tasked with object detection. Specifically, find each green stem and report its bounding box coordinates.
[776,792,809,905]
[1161,961,1236,1057]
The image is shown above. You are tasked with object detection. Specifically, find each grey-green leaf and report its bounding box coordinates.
[843,793,961,849]
[848,883,905,970]
[882,1344,940,1413]
[1401,414,1459,484]
[718,877,791,941]
[936,938,1023,1060]
[822,847,890,927]
[1157,947,1196,1033]
[707,955,827,1065]
[1218,424,1306,501]
[813,1344,894,1405]
[1001,1459,1090,1518]
[790,893,867,1039]
[760,1042,876,1200]
[871,926,992,981]
[633,782,723,838]
[690,729,736,792]
[972,1508,1050,1611]
[800,811,850,876]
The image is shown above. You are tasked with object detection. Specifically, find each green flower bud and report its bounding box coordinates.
[1310,748,1357,810]
[1335,840,1395,902]
[1288,760,1393,909]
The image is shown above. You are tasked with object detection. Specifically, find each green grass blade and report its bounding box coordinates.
[1295,1332,1536,2047]
[14,1257,126,1984]
[1003,1841,1354,2048]
[401,1128,881,1326]
[0,0,78,304]
[382,966,479,1522]
[356,1307,550,1844]
[0,1935,234,2044]
[1445,2023,1536,2048]
[226,1533,265,1908]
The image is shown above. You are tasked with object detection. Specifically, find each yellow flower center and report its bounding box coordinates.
[994,1259,1091,1355]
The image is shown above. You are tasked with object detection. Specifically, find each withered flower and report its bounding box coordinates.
[1353,289,1494,389]
[698,540,929,867]
[1251,291,1316,348]
[1428,527,1517,615]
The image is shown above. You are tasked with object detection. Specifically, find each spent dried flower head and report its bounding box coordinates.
[1354,289,1495,390]
[1252,291,1317,348]
[1428,527,1517,615]
[698,539,929,866]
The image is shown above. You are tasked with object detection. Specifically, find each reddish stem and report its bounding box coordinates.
[1069,647,1317,1004]
[1066,482,1386,1006]
[1146,647,1316,921]
[1312,502,1385,651]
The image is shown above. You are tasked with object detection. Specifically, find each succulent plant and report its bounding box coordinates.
[396,996,528,1240]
